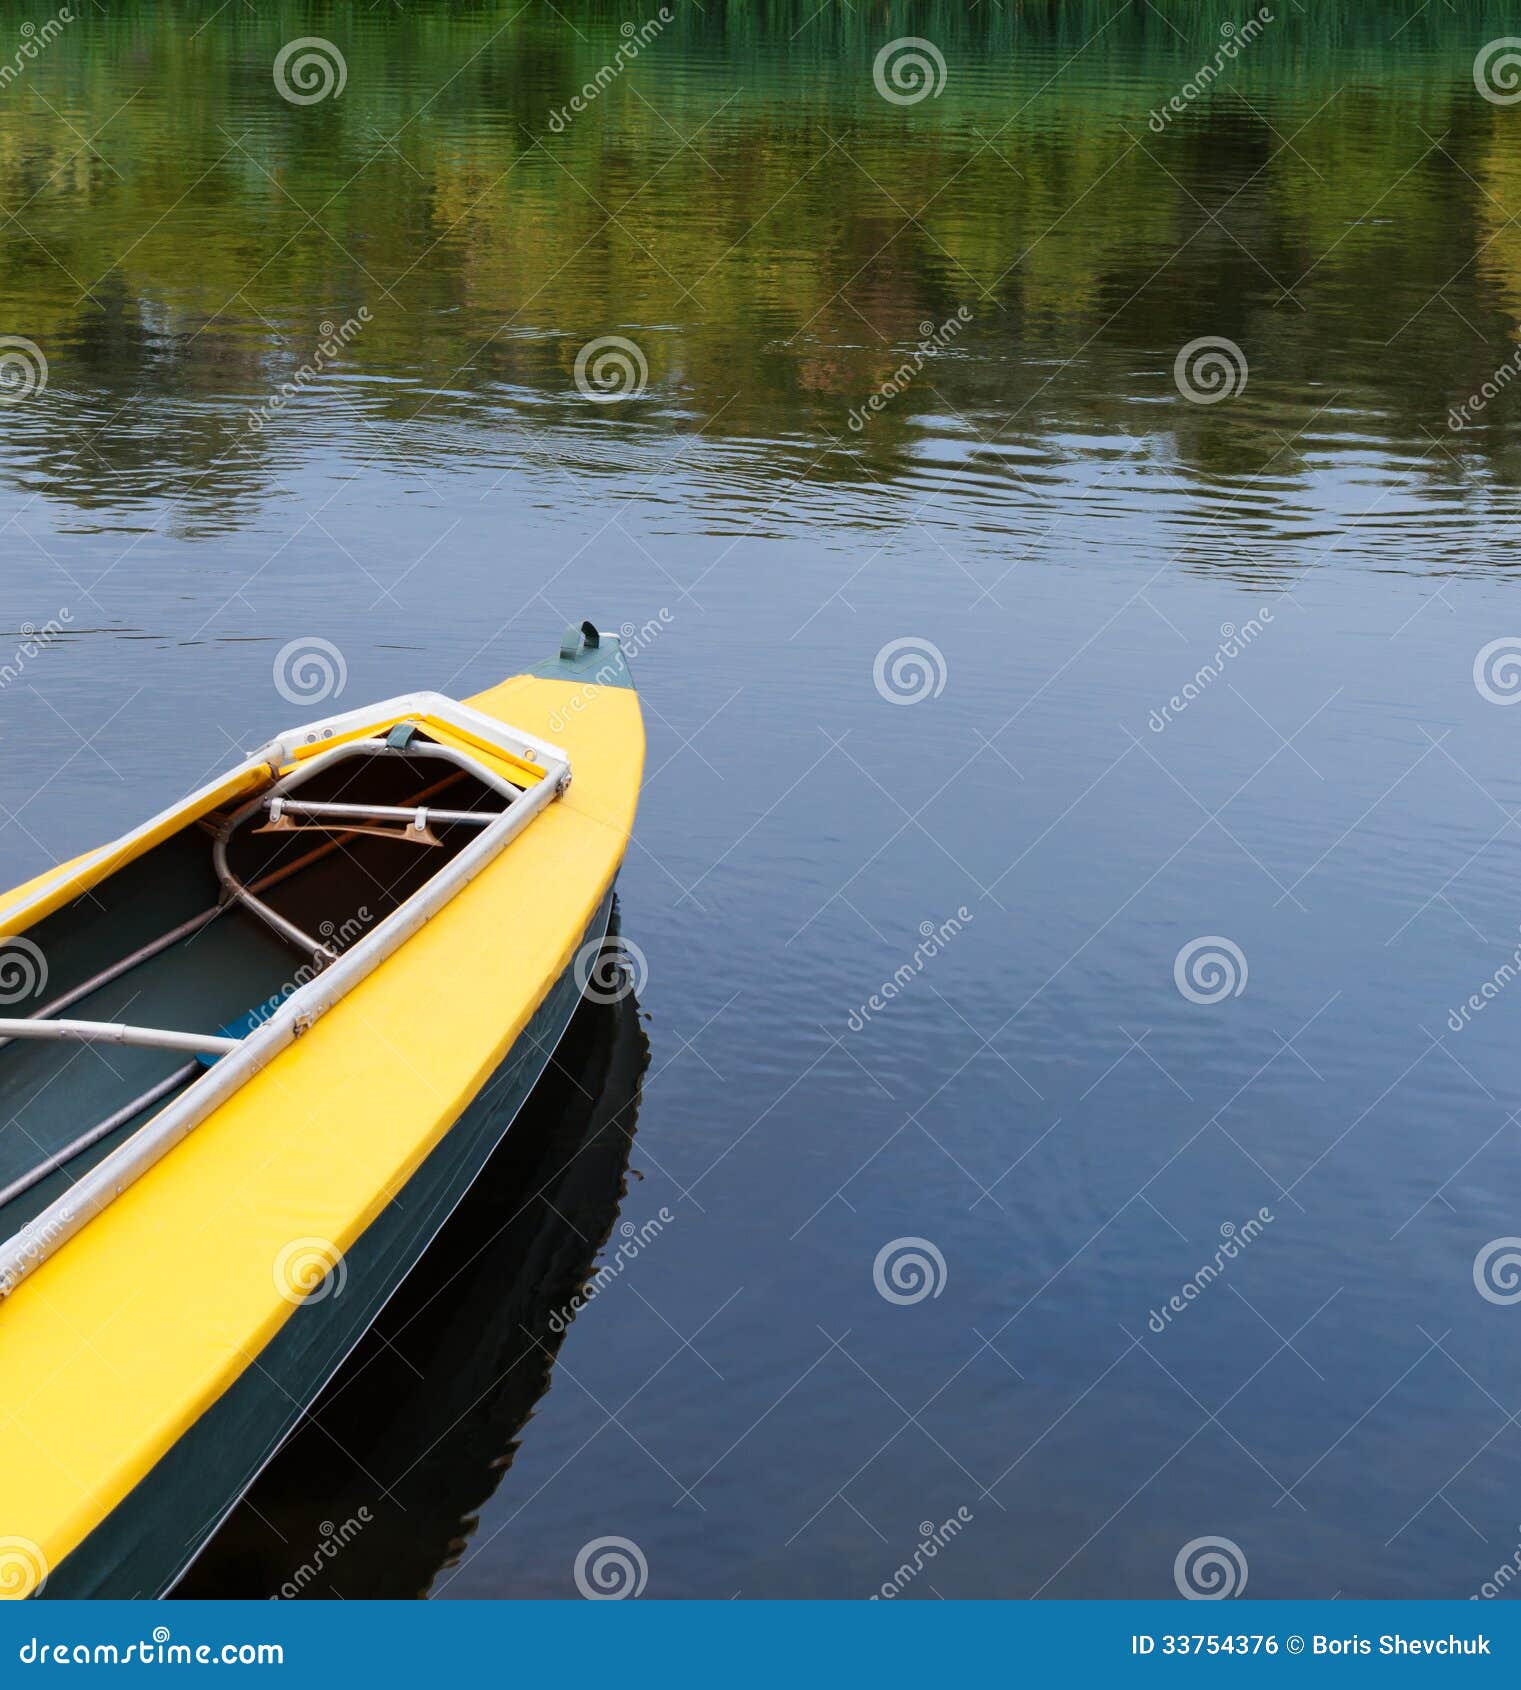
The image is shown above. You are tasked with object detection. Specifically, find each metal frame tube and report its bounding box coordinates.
[215,794,340,970]
[0,907,220,1050]
[266,799,500,828]
[0,1062,199,1211]
[0,1019,239,1057]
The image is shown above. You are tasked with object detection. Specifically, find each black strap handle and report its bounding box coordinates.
[559,620,602,660]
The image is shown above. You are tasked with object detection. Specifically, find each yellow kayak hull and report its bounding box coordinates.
[0,633,643,1598]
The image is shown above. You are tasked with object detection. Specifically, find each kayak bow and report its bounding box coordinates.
[0,621,642,1599]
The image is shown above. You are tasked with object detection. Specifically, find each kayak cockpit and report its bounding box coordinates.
[0,693,570,1296]
[214,729,517,972]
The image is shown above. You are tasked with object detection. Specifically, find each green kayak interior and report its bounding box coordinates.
[0,746,502,1237]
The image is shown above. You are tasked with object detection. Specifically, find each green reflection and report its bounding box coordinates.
[0,0,1519,521]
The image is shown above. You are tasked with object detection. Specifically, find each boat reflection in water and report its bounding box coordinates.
[177,917,649,1599]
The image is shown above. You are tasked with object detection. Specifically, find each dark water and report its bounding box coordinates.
[7,0,1521,1600]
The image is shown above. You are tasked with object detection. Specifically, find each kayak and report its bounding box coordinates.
[0,621,643,1600]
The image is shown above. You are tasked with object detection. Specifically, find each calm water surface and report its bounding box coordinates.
[6,0,1521,1599]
